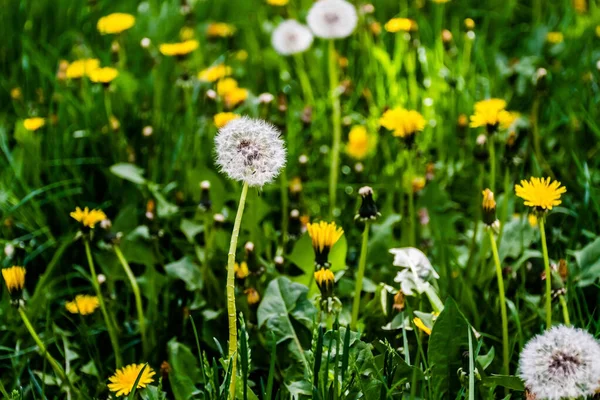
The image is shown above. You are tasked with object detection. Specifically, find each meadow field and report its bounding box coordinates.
[1,0,600,398]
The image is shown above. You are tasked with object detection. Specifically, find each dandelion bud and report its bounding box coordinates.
[258,92,274,104]
[4,244,15,258]
[100,218,112,230]
[307,221,343,267]
[97,274,106,284]
[519,325,600,400]
[274,255,284,271]
[441,29,453,46]
[2,266,26,303]
[289,209,302,238]
[361,3,375,14]
[314,268,335,298]
[141,37,151,48]
[356,186,380,221]
[464,18,475,30]
[199,180,212,211]
[411,177,426,193]
[234,261,249,279]
[534,68,548,91]
[354,162,364,173]
[160,361,171,380]
[474,134,489,161]
[213,213,225,228]
[482,189,497,226]
[142,126,153,137]
[245,288,260,306]
[393,290,405,311]
[215,117,286,187]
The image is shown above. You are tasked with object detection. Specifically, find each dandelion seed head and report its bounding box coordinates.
[272,20,314,55]
[307,0,358,39]
[519,325,600,400]
[215,117,286,187]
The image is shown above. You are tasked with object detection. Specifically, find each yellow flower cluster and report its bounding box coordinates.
[198,64,232,83]
[108,364,155,397]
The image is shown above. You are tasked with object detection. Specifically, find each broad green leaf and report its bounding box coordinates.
[181,219,204,243]
[110,163,147,185]
[482,375,525,391]
[573,236,600,287]
[165,256,202,291]
[167,339,202,400]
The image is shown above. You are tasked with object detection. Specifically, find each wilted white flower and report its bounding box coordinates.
[519,325,600,400]
[272,20,314,55]
[390,247,439,295]
[307,0,358,39]
[215,117,286,187]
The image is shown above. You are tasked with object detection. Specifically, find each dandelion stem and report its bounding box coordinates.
[83,239,122,367]
[488,229,509,376]
[226,181,250,399]
[539,217,552,329]
[328,40,342,218]
[113,245,148,357]
[18,307,78,395]
[351,222,370,331]
[489,135,496,192]
[294,53,314,105]
[407,149,416,247]
[559,294,570,326]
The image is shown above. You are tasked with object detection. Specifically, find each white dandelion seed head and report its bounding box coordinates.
[215,117,286,187]
[519,325,600,400]
[272,20,314,55]
[307,0,358,40]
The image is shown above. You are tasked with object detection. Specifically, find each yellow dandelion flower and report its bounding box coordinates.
[515,177,566,211]
[10,87,22,100]
[528,213,538,228]
[411,176,426,193]
[469,98,510,132]
[159,40,199,57]
[89,67,119,84]
[70,207,107,228]
[314,268,335,298]
[198,64,232,83]
[464,18,475,30]
[346,126,369,160]
[234,261,249,279]
[65,295,100,315]
[23,118,45,131]
[224,87,248,109]
[267,0,289,5]
[413,317,432,335]
[307,221,344,267]
[379,107,426,138]
[66,59,100,79]
[107,364,155,397]
[546,32,564,44]
[384,18,417,33]
[97,13,135,35]
[245,288,260,305]
[500,111,519,129]
[216,78,239,97]
[179,26,195,41]
[236,49,249,61]
[2,266,26,295]
[207,22,236,38]
[214,112,241,128]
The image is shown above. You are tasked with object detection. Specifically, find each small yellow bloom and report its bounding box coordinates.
[159,40,199,57]
[413,317,432,335]
[412,176,426,193]
[108,364,155,397]
[207,22,236,38]
[224,87,248,109]
[314,268,335,298]
[89,67,119,84]
[214,112,241,128]
[236,49,249,61]
[307,221,343,267]
[65,295,100,315]
[66,59,100,79]
[2,266,26,295]
[464,18,475,30]
[23,118,45,131]
[546,32,564,44]
[10,87,22,100]
[267,0,289,5]
[482,189,496,211]
[500,111,519,129]
[234,261,249,279]
[97,13,136,35]
[70,207,107,228]
[179,26,195,41]
[469,98,510,131]
[216,78,239,97]
[346,126,369,160]
[198,64,232,82]
[515,177,566,211]
[379,107,426,138]
[245,288,261,305]
[528,213,538,228]
[384,18,417,33]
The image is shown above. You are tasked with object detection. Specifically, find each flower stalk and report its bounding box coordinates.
[351,222,370,330]
[328,40,342,218]
[539,217,552,329]
[488,229,510,376]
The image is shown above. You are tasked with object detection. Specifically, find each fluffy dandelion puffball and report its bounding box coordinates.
[215,117,286,187]
[515,177,566,211]
[307,0,358,39]
[519,325,600,400]
[108,364,155,397]
[272,20,314,55]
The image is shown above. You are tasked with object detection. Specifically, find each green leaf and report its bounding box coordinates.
[482,375,525,391]
[110,163,147,185]
[428,298,470,399]
[573,236,600,287]
[167,339,202,400]
[181,219,204,243]
[165,256,202,291]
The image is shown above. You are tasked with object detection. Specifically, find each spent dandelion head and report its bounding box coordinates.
[515,177,566,212]
[307,0,358,39]
[356,186,380,221]
[107,364,156,397]
[2,266,26,300]
[272,20,314,55]
[65,295,100,315]
[307,221,344,267]
[518,325,600,400]
[314,267,335,298]
[97,13,135,35]
[215,117,286,187]
[159,40,199,57]
[23,118,45,131]
[70,207,107,229]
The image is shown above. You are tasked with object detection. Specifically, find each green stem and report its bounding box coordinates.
[488,229,509,376]
[539,217,552,329]
[351,223,370,331]
[227,182,250,399]
[84,239,122,367]
[496,168,510,248]
[19,307,78,395]
[328,40,342,218]
[407,150,416,247]
[489,135,496,192]
[114,245,148,357]
[293,53,314,105]
[559,295,570,326]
